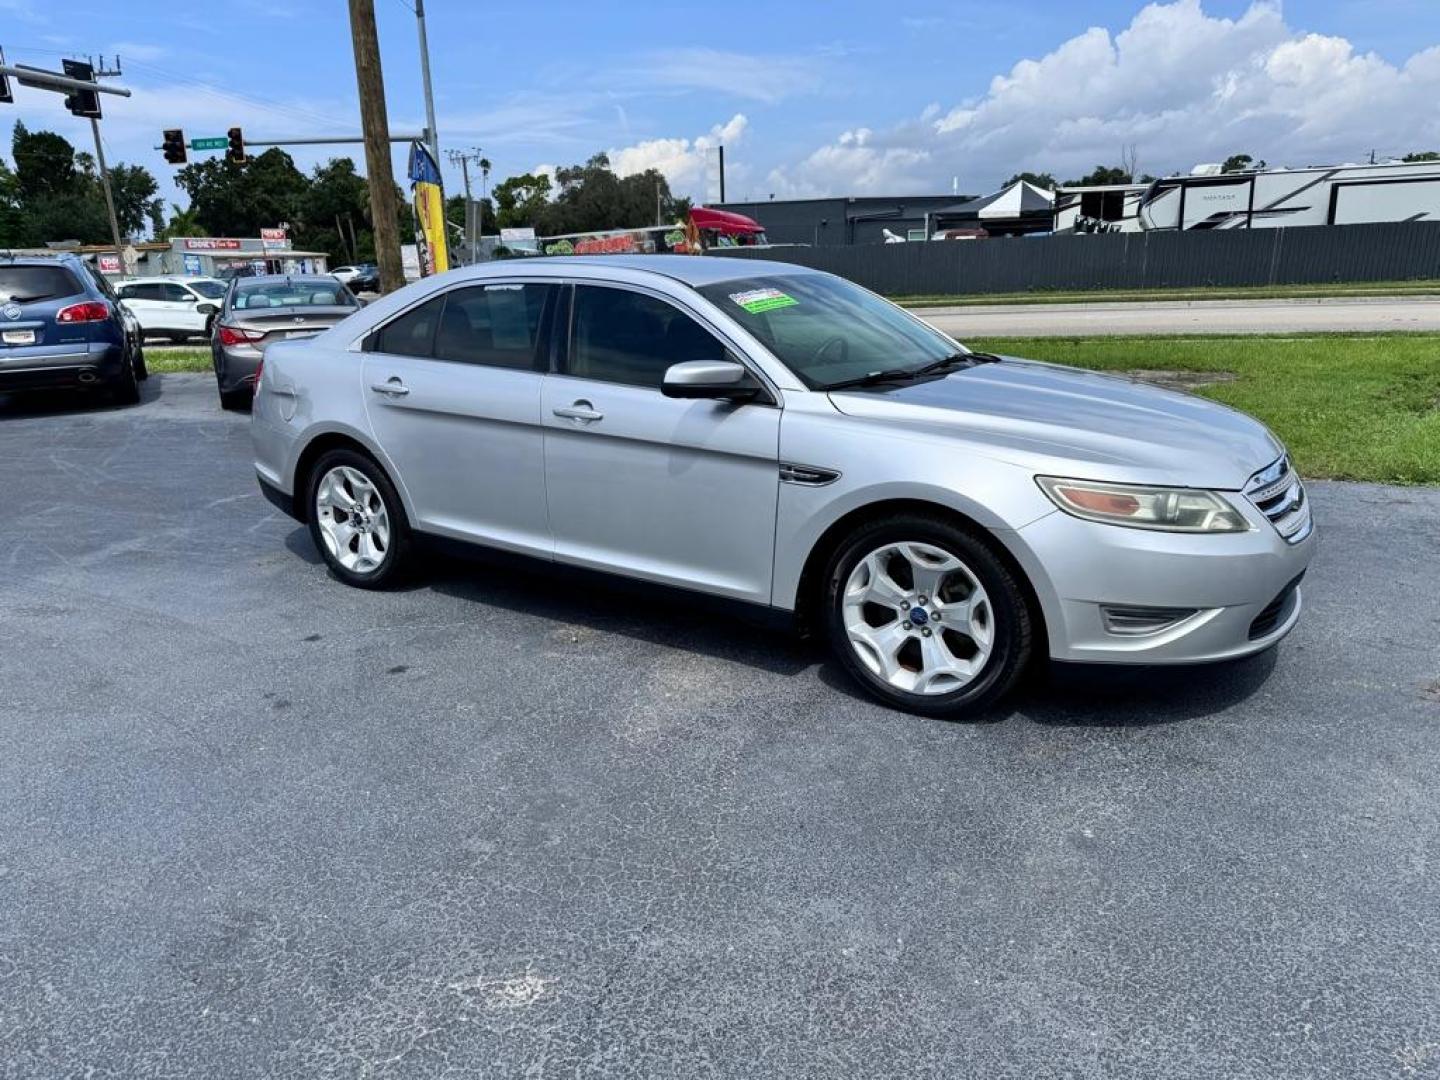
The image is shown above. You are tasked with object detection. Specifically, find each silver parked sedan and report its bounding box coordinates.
[211,275,360,410]
[251,256,1314,718]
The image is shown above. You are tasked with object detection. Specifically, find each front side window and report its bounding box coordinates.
[162,283,193,303]
[371,294,444,357]
[434,283,552,370]
[695,273,962,389]
[568,285,726,389]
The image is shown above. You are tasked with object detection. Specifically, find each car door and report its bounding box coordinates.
[541,283,781,604]
[360,282,556,559]
[160,282,204,333]
[117,282,163,333]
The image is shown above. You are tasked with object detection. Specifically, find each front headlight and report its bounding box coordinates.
[1036,476,1249,533]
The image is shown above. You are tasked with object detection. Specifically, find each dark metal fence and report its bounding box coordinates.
[712,222,1440,296]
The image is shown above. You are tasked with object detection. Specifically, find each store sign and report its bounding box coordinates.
[183,254,203,276]
[184,238,242,250]
[97,254,121,273]
[260,228,287,242]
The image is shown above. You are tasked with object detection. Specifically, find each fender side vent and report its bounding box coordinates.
[779,462,840,486]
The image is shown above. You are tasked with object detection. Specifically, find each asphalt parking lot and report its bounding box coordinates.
[2,374,1438,1079]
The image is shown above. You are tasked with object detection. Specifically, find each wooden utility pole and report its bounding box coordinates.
[348,0,404,293]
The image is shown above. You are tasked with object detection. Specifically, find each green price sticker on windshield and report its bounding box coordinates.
[730,287,797,314]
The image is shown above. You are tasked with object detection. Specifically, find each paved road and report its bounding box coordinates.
[3,375,1439,1079]
[918,294,1440,338]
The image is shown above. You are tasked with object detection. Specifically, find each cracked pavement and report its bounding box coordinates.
[2,374,1438,1078]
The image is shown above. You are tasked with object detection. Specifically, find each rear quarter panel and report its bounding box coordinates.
[252,340,411,516]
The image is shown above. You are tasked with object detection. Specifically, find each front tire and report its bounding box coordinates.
[823,514,1032,719]
[306,449,411,589]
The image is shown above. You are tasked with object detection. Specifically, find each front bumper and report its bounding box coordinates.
[1001,495,1317,665]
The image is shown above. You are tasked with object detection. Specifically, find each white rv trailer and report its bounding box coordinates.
[1053,183,1150,233]
[1136,160,1440,231]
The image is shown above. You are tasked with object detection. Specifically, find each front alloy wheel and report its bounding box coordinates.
[306,450,410,588]
[825,515,1032,718]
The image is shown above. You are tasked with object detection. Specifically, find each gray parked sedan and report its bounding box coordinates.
[251,256,1314,719]
[211,275,360,410]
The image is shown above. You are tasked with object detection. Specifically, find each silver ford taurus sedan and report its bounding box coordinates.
[251,256,1314,718]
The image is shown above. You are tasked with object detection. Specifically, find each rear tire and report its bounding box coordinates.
[305,449,412,589]
[218,382,250,411]
[133,346,149,381]
[110,356,141,405]
[822,513,1032,719]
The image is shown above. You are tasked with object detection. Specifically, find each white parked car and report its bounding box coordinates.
[116,276,229,342]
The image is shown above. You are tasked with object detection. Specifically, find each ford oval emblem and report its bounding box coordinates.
[2,302,21,321]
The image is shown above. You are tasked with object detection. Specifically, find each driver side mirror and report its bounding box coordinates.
[196,302,219,315]
[661,359,761,402]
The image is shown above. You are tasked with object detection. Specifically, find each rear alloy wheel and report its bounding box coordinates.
[307,450,410,589]
[824,515,1032,719]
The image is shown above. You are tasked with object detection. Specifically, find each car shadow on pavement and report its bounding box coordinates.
[1009,650,1280,727]
[0,375,164,420]
[288,525,1284,715]
[397,538,816,677]
[811,636,1280,726]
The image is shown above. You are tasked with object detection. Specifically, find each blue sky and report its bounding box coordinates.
[3,0,1438,218]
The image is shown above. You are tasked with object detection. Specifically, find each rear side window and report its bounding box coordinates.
[372,295,444,356]
[434,284,552,370]
[0,265,82,304]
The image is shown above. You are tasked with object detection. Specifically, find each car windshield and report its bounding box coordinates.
[695,273,964,389]
[189,280,227,299]
[0,265,81,304]
[232,280,354,311]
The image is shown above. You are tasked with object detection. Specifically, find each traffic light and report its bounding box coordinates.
[226,127,245,164]
[61,59,100,119]
[162,129,187,165]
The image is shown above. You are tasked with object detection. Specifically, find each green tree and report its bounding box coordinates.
[1006,171,1057,189]
[0,158,23,246]
[293,157,370,263]
[12,122,78,202]
[1402,150,1440,162]
[1066,165,1133,186]
[492,171,552,229]
[158,204,206,240]
[537,153,688,235]
[1221,153,1265,173]
[176,148,308,237]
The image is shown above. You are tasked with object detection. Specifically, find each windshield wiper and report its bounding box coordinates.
[822,351,997,392]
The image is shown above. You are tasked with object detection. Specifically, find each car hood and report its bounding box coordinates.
[827,357,1280,490]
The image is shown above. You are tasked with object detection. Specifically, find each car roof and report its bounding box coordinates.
[453,254,822,289]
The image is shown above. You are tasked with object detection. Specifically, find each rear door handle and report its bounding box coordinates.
[370,378,410,398]
[553,400,603,423]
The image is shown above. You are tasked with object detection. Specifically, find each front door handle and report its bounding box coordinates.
[370,378,410,398]
[553,400,603,423]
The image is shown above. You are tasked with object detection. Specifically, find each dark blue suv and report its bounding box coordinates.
[0,253,147,404]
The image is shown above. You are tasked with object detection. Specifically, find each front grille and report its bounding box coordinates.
[1244,455,1312,544]
[1249,571,1305,640]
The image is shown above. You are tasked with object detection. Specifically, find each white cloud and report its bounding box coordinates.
[608,114,749,201]
[767,0,1440,196]
[608,49,822,104]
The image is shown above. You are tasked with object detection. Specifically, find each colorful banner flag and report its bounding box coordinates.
[407,141,449,277]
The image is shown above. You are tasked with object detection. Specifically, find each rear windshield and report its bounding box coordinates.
[0,265,83,304]
[232,280,355,311]
[190,280,228,299]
